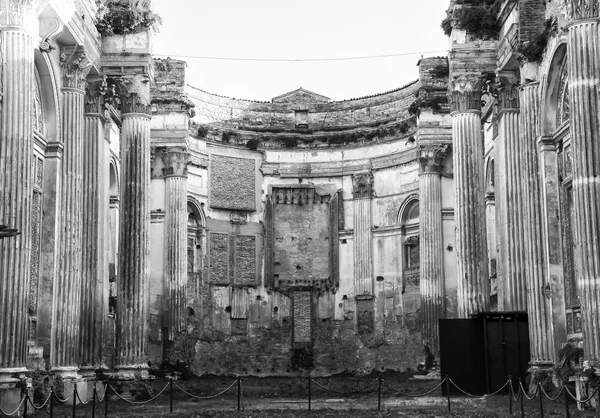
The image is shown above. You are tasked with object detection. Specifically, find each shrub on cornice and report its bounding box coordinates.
[95,0,161,36]
[197,125,209,138]
[518,18,558,63]
[245,138,260,150]
[441,0,501,40]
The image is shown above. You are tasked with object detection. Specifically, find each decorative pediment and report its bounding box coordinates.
[271,87,330,104]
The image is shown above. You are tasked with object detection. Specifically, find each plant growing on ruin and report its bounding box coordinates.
[245,138,260,150]
[197,125,209,138]
[441,0,501,40]
[518,18,558,63]
[95,0,161,36]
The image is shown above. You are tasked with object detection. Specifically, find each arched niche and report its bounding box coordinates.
[187,198,206,299]
[541,42,568,136]
[108,160,120,310]
[398,194,420,290]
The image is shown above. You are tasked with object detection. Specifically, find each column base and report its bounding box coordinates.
[106,366,155,402]
[527,362,556,393]
[0,369,26,416]
[51,368,83,405]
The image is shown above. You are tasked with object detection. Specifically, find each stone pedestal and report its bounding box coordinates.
[51,46,90,377]
[448,78,489,317]
[0,0,36,383]
[161,147,189,341]
[418,146,447,351]
[80,79,108,373]
[520,83,556,367]
[566,9,600,365]
[494,77,527,311]
[352,173,374,297]
[115,83,152,378]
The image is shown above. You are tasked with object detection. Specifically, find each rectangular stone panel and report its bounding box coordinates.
[293,291,311,344]
[235,235,257,286]
[357,299,374,335]
[209,232,229,284]
[210,155,256,211]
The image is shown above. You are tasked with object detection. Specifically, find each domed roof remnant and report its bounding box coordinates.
[271,87,331,104]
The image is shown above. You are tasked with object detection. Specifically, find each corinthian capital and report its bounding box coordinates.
[0,0,36,28]
[60,46,92,90]
[352,172,374,199]
[484,75,520,112]
[84,77,108,115]
[161,147,189,177]
[112,74,152,115]
[567,0,599,20]
[447,75,484,114]
[419,145,449,174]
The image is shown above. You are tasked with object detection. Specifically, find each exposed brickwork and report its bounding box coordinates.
[209,232,258,286]
[292,291,311,344]
[210,155,256,211]
[209,232,229,284]
[518,0,547,44]
[235,235,257,286]
[357,299,375,335]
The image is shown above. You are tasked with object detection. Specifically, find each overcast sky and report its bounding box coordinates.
[152,1,450,101]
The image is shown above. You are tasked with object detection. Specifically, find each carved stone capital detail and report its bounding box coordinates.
[352,172,374,199]
[161,147,189,177]
[485,76,520,111]
[567,0,599,20]
[418,145,449,174]
[60,46,91,91]
[448,76,484,113]
[0,0,36,28]
[84,77,108,115]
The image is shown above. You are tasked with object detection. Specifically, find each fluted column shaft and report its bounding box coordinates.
[567,17,600,364]
[80,109,107,371]
[51,87,85,374]
[116,112,151,372]
[352,173,373,296]
[419,148,446,352]
[162,148,188,341]
[495,82,527,311]
[450,102,490,316]
[519,83,555,365]
[0,15,35,379]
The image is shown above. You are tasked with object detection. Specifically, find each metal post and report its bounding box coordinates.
[538,383,544,418]
[509,376,513,415]
[237,377,241,411]
[104,384,109,418]
[519,378,524,418]
[92,384,96,418]
[565,389,570,418]
[169,378,173,413]
[23,392,28,418]
[377,375,382,411]
[308,378,312,411]
[446,375,451,413]
[72,384,77,418]
[50,387,54,418]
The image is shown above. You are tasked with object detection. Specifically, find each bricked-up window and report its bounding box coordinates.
[293,291,311,345]
[295,110,309,130]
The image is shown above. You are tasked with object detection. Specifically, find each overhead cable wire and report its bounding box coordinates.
[152,50,448,62]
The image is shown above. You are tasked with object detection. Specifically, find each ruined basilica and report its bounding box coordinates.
[1,0,600,403]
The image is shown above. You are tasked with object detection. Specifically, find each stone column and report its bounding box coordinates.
[519,82,555,367]
[448,77,490,317]
[494,76,527,311]
[352,172,374,297]
[566,1,600,365]
[115,77,152,377]
[0,0,36,385]
[79,79,108,374]
[161,147,189,341]
[418,146,447,351]
[51,46,90,377]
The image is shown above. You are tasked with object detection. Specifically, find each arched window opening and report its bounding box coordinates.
[187,200,206,302]
[399,198,420,290]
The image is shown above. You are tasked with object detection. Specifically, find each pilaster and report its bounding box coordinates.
[418,145,447,352]
[79,78,108,374]
[565,8,600,365]
[161,147,189,341]
[0,0,36,385]
[448,76,490,317]
[352,172,374,297]
[51,45,90,377]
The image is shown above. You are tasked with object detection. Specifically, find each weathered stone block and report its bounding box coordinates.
[210,155,256,211]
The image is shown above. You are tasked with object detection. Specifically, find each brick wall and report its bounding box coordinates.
[518,0,547,44]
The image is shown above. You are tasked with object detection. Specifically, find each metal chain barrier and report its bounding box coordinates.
[448,377,483,398]
[172,379,237,400]
[107,382,170,405]
[28,392,52,410]
[564,385,599,404]
[53,390,74,404]
[509,380,521,402]
[309,377,378,396]
[519,381,539,401]
[540,384,564,401]
[75,387,92,405]
[0,396,26,417]
[483,380,511,397]
[382,376,447,397]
